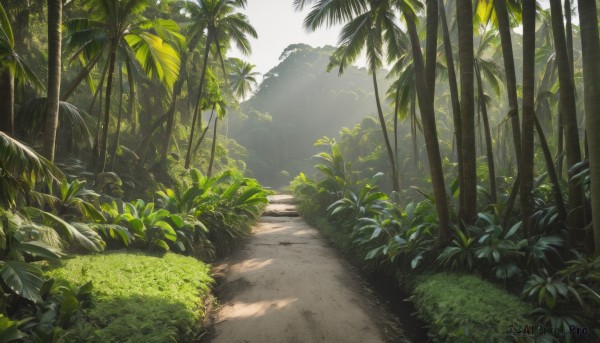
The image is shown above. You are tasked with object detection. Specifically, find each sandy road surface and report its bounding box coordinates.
[206,195,408,343]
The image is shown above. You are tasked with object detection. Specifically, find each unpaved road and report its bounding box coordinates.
[206,195,408,343]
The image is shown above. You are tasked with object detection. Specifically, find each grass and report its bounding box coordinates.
[45,251,213,343]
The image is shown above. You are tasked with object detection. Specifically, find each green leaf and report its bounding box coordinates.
[14,241,63,261]
[365,246,384,260]
[411,255,423,269]
[0,3,15,48]
[505,222,521,239]
[370,227,382,239]
[0,314,28,342]
[169,215,183,228]
[60,296,79,324]
[155,221,177,241]
[153,239,170,251]
[0,261,44,302]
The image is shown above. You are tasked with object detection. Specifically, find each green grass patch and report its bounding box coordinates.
[412,273,532,342]
[45,251,213,342]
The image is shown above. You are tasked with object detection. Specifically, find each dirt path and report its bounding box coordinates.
[206,195,408,343]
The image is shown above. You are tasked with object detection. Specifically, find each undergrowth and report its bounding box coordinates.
[412,273,531,342]
[45,251,213,342]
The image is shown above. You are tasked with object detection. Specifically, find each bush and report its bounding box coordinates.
[45,251,213,342]
[411,273,532,342]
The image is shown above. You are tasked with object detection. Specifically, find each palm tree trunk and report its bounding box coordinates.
[534,113,567,223]
[439,0,463,209]
[425,0,438,95]
[577,0,600,253]
[0,70,14,135]
[404,12,450,244]
[457,0,477,223]
[476,64,497,204]
[98,46,117,173]
[43,0,62,162]
[549,0,585,241]
[162,51,188,161]
[193,103,216,156]
[111,67,124,171]
[372,72,399,193]
[494,0,522,169]
[564,0,574,79]
[521,0,535,237]
[394,88,400,174]
[207,117,218,177]
[60,51,103,101]
[410,90,418,168]
[185,34,212,169]
[557,109,564,176]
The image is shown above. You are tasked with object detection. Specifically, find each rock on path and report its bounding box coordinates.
[206,194,407,343]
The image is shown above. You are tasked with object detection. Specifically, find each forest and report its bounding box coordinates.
[0,0,599,342]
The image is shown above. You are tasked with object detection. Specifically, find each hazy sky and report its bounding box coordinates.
[230,1,560,78]
[229,1,343,76]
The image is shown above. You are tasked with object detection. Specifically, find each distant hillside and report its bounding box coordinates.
[230,43,389,187]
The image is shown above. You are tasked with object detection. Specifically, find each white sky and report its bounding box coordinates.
[229,1,343,76]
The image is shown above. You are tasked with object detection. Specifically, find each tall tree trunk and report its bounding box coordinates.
[60,51,103,101]
[521,0,536,237]
[494,0,522,170]
[185,34,212,169]
[394,88,400,175]
[410,90,418,168]
[43,0,62,162]
[557,108,564,176]
[98,47,117,173]
[457,0,477,223]
[193,103,216,156]
[549,0,585,242]
[0,71,14,134]
[476,64,497,204]
[207,117,218,177]
[564,0,574,79]
[439,0,463,208]
[372,72,400,193]
[404,12,450,244]
[111,67,124,171]
[162,51,188,161]
[534,113,567,224]
[577,0,600,253]
[425,0,438,95]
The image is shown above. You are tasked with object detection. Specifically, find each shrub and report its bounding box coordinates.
[411,273,532,342]
[45,251,213,342]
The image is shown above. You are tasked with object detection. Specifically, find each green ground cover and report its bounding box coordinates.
[45,252,213,342]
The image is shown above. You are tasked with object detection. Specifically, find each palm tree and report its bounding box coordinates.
[493,0,522,170]
[577,0,600,253]
[0,2,43,135]
[64,0,181,172]
[474,30,503,204]
[548,0,585,241]
[424,0,437,95]
[438,0,463,210]
[182,0,257,169]
[520,0,535,237]
[207,100,227,177]
[399,1,450,242]
[42,0,62,162]
[457,0,477,224]
[323,0,402,193]
[228,57,259,100]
